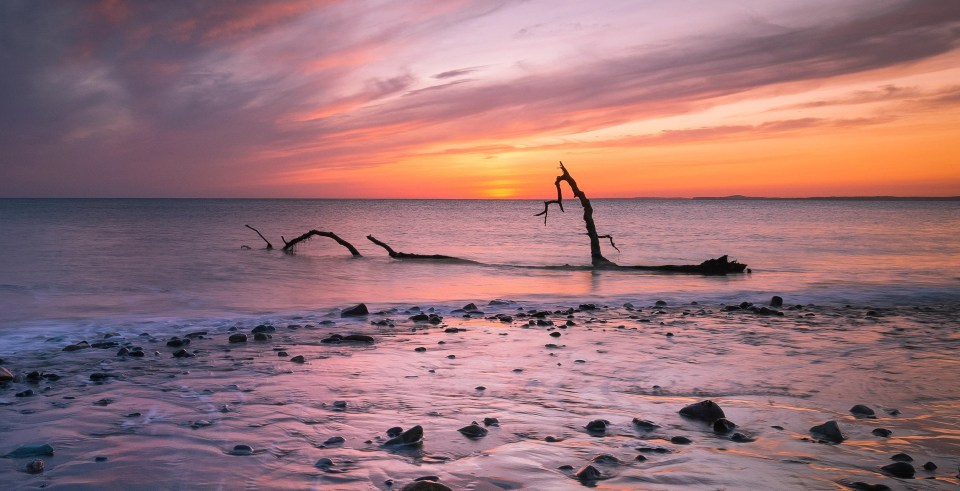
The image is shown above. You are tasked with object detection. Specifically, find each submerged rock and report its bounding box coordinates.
[25,459,44,474]
[251,324,276,334]
[341,334,374,342]
[386,426,403,437]
[323,436,345,445]
[385,425,423,446]
[575,464,603,481]
[457,422,488,438]
[770,295,784,307]
[172,349,193,358]
[632,418,659,430]
[585,419,609,433]
[341,303,369,317]
[679,400,725,422]
[850,404,876,418]
[713,418,737,433]
[6,444,54,458]
[230,444,254,456]
[314,457,334,469]
[228,333,247,343]
[872,428,892,437]
[881,461,915,478]
[670,436,692,444]
[483,417,499,426]
[810,421,847,443]
[592,454,621,464]
[253,332,272,341]
[166,338,189,348]
[290,355,305,363]
[890,453,913,462]
[401,481,452,491]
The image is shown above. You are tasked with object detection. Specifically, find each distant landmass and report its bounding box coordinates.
[689,195,960,201]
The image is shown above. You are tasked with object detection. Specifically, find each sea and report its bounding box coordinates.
[0,198,958,343]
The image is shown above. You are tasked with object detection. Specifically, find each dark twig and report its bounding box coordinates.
[245,224,273,250]
[282,230,362,256]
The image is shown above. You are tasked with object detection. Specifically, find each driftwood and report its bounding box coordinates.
[537,162,747,275]
[282,230,362,256]
[366,235,479,263]
[245,224,273,250]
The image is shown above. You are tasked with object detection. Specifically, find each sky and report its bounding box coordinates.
[1,0,959,198]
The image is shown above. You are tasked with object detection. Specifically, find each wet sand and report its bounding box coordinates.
[2,300,959,490]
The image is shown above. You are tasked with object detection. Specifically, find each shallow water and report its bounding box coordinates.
[1,301,958,489]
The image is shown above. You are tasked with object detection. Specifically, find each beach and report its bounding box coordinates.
[3,298,959,490]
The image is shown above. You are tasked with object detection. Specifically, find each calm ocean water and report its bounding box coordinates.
[1,198,958,332]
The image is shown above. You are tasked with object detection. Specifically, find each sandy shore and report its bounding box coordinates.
[2,299,959,490]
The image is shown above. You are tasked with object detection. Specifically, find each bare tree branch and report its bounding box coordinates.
[537,162,616,267]
[366,235,478,263]
[282,230,362,256]
[245,224,273,250]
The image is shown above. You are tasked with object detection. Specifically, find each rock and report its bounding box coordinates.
[848,483,892,491]
[323,436,345,445]
[228,333,247,343]
[315,457,334,469]
[636,446,670,454]
[253,332,271,341]
[172,349,193,358]
[872,428,892,437]
[0,367,15,381]
[463,303,479,311]
[117,347,130,356]
[585,419,608,433]
[679,400,725,422]
[166,338,190,348]
[321,334,343,343]
[251,324,276,334]
[890,453,913,462]
[332,400,347,408]
[458,422,488,438]
[414,347,426,352]
[277,351,288,357]
[549,332,561,337]
[342,334,374,342]
[770,295,784,307]
[483,417,499,426]
[341,303,369,317]
[63,341,90,351]
[6,444,54,458]
[880,461,915,478]
[655,300,667,307]
[95,456,108,462]
[385,425,423,446]
[922,461,937,471]
[592,454,621,464]
[444,327,459,333]
[290,355,305,363]
[850,404,876,418]
[93,398,114,406]
[634,454,647,461]
[579,303,597,310]
[230,444,254,456]
[713,418,737,433]
[401,481,452,491]
[670,436,692,444]
[386,426,403,437]
[25,459,44,474]
[475,386,486,391]
[410,313,429,322]
[15,389,34,397]
[575,464,602,481]
[809,420,846,443]
[632,418,659,430]
[731,432,754,442]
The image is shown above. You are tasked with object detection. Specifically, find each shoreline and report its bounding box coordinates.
[2,299,959,489]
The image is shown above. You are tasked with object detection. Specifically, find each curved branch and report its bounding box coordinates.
[366,235,478,263]
[597,234,620,253]
[537,162,616,267]
[282,230,362,256]
[245,224,273,250]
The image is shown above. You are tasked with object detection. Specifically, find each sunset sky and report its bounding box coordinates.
[2,0,959,198]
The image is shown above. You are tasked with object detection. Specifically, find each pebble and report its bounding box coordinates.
[230,444,254,456]
[401,481,452,491]
[386,426,403,437]
[26,459,44,474]
[414,347,426,352]
[315,457,334,469]
[172,348,193,358]
[923,461,937,471]
[871,428,892,437]
[253,332,272,341]
[671,436,692,444]
[549,332,561,337]
[332,400,347,408]
[15,389,34,397]
[575,464,602,481]
[290,355,305,363]
[585,419,609,433]
[545,436,563,442]
[6,444,54,458]
[809,420,847,443]
[323,436,345,445]
[713,418,737,433]
[0,367,13,381]
[385,425,423,446]
[228,333,247,343]
[890,453,913,462]
[457,422,488,438]
[880,461,915,478]
[850,404,876,418]
[341,303,369,317]
[483,417,499,426]
[592,454,620,464]
[475,386,486,391]
[632,418,659,430]
[679,400,725,422]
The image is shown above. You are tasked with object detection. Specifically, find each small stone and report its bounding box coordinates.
[94,456,108,462]
[401,481,452,491]
[713,418,737,433]
[881,461,915,478]
[117,347,130,356]
[93,398,114,406]
[585,419,608,433]
[290,355,305,363]
[253,332,271,341]
[332,400,347,408]
[251,324,276,334]
[890,453,913,462]
[315,457,334,468]
[457,423,488,438]
[670,436,692,444]
[809,420,846,443]
[654,300,667,307]
[848,483,892,491]
[323,436,345,445]
[731,432,754,442]
[463,303,479,311]
[25,459,44,474]
[770,295,784,307]
[872,428,892,437]
[923,461,937,471]
[557,464,574,470]
[385,425,423,446]
[342,334,374,342]
[228,333,247,343]
[575,464,602,481]
[592,454,620,464]
[15,389,34,397]
[483,417,499,426]
[89,372,112,381]
[386,426,403,437]
[634,454,647,461]
[172,348,193,358]
[679,400,725,422]
[230,444,254,456]
[446,354,455,359]
[277,351,288,357]
[549,332,561,337]
[341,303,369,317]
[632,418,659,430]
[475,386,486,391]
[166,338,190,348]
[850,404,876,418]
[414,347,426,352]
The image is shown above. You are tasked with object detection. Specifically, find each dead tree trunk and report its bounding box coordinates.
[536,162,617,268]
[245,224,273,250]
[282,230,362,256]
[366,235,478,263]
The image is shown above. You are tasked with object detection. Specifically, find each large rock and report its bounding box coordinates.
[457,423,488,438]
[770,296,784,307]
[850,404,876,418]
[575,465,602,481]
[6,444,54,458]
[810,420,846,443]
[401,481,452,491]
[385,425,423,446]
[679,400,725,422]
[341,303,369,317]
[881,461,915,478]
